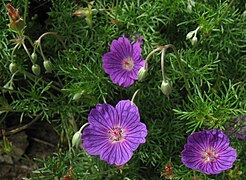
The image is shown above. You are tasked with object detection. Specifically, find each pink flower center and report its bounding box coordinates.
[201,147,218,163]
[108,127,125,143]
[122,57,134,71]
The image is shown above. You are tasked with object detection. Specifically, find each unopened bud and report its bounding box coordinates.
[161,80,172,96]
[3,81,14,93]
[187,4,192,12]
[191,36,198,46]
[9,62,18,74]
[72,131,81,148]
[32,64,41,76]
[31,52,37,63]
[73,92,83,101]
[186,31,194,40]
[138,67,148,82]
[43,60,53,73]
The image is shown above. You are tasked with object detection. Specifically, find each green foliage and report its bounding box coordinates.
[0,0,245,179]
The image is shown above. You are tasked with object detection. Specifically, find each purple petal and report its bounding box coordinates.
[115,100,140,128]
[82,126,109,155]
[100,143,133,166]
[88,104,118,129]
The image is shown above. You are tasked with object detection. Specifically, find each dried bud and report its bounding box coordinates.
[7,3,25,33]
[31,52,37,63]
[32,64,41,76]
[72,8,90,17]
[9,62,18,74]
[72,131,81,148]
[161,80,172,96]
[191,36,198,46]
[43,60,53,73]
[138,67,148,82]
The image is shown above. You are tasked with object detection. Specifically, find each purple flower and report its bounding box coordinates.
[102,37,146,87]
[226,116,246,139]
[181,129,237,174]
[82,100,147,166]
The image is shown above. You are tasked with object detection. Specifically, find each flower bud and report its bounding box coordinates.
[3,81,14,93]
[73,92,83,101]
[43,60,53,73]
[7,4,25,33]
[191,36,198,46]
[31,52,37,63]
[138,67,148,82]
[32,64,41,76]
[9,62,18,74]
[72,131,82,148]
[186,31,194,40]
[161,80,172,96]
[187,4,192,12]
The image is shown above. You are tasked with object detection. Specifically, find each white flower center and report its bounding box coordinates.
[201,147,218,163]
[108,127,125,143]
[122,57,134,71]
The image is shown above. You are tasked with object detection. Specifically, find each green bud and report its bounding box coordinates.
[32,64,41,76]
[72,131,81,148]
[187,4,192,12]
[43,60,53,73]
[3,81,14,93]
[9,62,18,74]
[186,31,194,40]
[191,36,198,46]
[73,92,83,101]
[31,52,37,63]
[138,67,148,82]
[161,80,172,96]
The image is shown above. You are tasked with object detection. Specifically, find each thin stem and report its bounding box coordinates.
[144,47,162,69]
[22,40,32,61]
[131,89,140,104]
[164,44,191,96]
[161,48,167,82]
[36,32,67,50]
[11,43,20,62]
[79,122,90,133]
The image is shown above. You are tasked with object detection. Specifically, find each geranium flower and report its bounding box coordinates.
[226,116,246,140]
[181,129,237,174]
[102,37,146,87]
[82,100,147,166]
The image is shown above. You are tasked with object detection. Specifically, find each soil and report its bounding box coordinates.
[0,120,59,179]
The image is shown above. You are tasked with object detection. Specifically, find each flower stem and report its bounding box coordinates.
[144,47,162,69]
[162,44,191,96]
[79,122,90,133]
[161,48,167,82]
[131,89,140,104]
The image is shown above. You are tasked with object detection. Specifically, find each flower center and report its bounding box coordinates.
[201,147,218,163]
[122,57,134,71]
[108,127,125,143]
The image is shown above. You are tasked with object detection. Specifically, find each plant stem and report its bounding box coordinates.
[163,44,191,96]
[131,89,140,103]
[144,47,162,69]
[161,48,167,82]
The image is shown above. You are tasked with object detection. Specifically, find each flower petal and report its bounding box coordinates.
[88,104,118,129]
